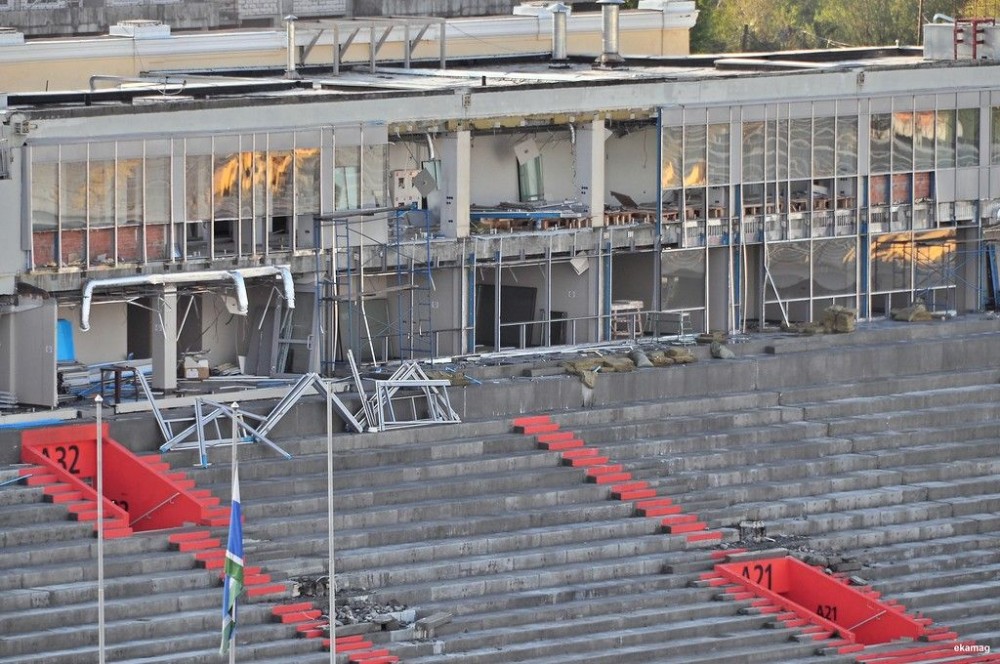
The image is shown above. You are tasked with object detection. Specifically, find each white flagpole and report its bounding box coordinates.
[326,381,336,663]
[95,395,106,664]
[230,401,239,664]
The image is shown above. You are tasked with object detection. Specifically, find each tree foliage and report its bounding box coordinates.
[690,0,978,53]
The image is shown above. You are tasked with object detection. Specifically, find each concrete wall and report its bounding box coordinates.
[605,126,659,205]
[64,302,128,365]
[469,132,575,205]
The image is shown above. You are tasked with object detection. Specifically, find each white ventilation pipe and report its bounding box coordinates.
[549,3,570,65]
[285,15,298,77]
[80,265,294,331]
[595,0,625,68]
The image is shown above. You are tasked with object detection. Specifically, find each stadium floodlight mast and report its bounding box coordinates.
[95,395,106,664]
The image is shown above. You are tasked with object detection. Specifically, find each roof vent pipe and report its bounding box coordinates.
[284,15,299,78]
[549,3,571,68]
[595,0,625,68]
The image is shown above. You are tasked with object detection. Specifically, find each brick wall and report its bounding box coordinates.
[32,224,170,268]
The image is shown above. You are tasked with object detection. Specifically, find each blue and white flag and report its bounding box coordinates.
[220,464,244,654]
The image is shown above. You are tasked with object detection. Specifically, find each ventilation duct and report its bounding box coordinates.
[550,3,570,67]
[80,265,294,331]
[285,15,299,78]
[594,0,625,68]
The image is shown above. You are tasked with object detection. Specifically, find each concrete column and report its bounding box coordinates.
[152,284,177,392]
[575,119,607,228]
[440,130,471,238]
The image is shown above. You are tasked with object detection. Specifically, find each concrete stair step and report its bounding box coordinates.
[330,465,590,511]
[826,401,1000,437]
[776,368,1000,406]
[556,398,782,446]
[63,628,322,664]
[892,578,1000,609]
[331,501,640,552]
[643,452,882,493]
[0,485,45,507]
[410,569,699,619]
[434,605,772,655]
[872,562,1000,596]
[402,619,799,664]
[336,507,645,571]
[702,484,955,525]
[579,406,799,453]
[0,519,96,548]
[435,586,724,636]
[861,540,1000,580]
[553,390,782,433]
[333,483,617,531]
[795,383,1000,420]
[337,529,675,590]
[807,516,992,552]
[362,547,686,607]
[656,432,854,473]
[0,602,279,658]
[849,420,1000,453]
[0,580,233,636]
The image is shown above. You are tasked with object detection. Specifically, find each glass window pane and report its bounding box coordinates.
[707,123,729,185]
[335,142,360,210]
[913,230,955,292]
[185,138,213,222]
[836,116,858,175]
[146,153,170,225]
[776,120,789,180]
[766,120,778,181]
[891,112,913,171]
[767,242,811,300]
[31,146,59,231]
[957,108,980,167]
[661,126,683,189]
[213,150,240,220]
[813,116,836,178]
[295,146,321,215]
[936,110,956,168]
[362,143,387,207]
[517,155,544,203]
[870,114,891,173]
[117,158,143,225]
[684,125,706,187]
[270,151,294,216]
[871,233,912,292]
[742,121,765,182]
[914,111,936,170]
[789,119,811,180]
[813,238,857,297]
[993,107,1000,165]
[660,249,704,310]
[60,160,87,229]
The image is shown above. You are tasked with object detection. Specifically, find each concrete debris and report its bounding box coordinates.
[664,347,697,363]
[821,305,857,333]
[779,305,857,335]
[425,369,472,386]
[414,611,453,639]
[562,356,635,387]
[891,301,935,322]
[291,575,329,598]
[710,340,736,359]
[334,596,412,629]
[628,347,654,368]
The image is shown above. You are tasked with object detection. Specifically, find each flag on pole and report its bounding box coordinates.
[220,464,244,655]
